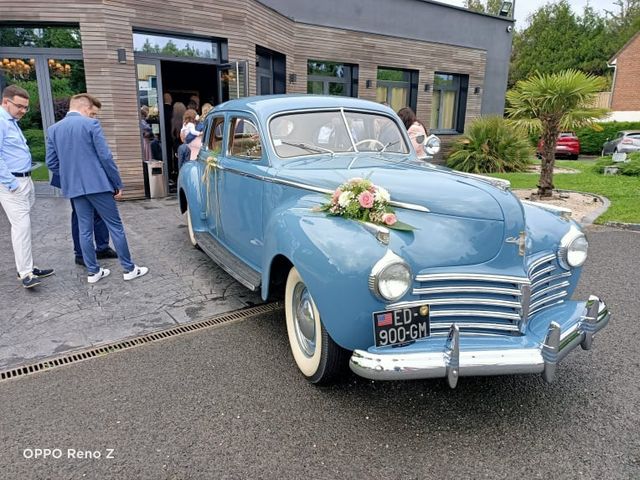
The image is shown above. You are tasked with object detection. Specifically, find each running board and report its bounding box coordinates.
[194,232,261,291]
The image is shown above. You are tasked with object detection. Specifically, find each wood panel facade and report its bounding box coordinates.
[1,0,488,198]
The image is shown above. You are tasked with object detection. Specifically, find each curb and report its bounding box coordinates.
[603,221,640,231]
[557,190,611,227]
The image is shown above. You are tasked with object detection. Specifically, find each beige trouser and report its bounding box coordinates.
[0,177,35,278]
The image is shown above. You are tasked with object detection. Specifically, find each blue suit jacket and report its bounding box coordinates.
[46,112,123,198]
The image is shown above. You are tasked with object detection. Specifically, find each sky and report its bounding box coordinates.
[437,0,620,26]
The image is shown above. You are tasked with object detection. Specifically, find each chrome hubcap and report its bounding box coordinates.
[292,282,316,357]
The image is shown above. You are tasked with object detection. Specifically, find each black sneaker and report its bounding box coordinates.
[21,274,41,289]
[75,257,86,266]
[32,267,54,278]
[96,247,118,259]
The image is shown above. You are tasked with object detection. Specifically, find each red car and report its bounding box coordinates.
[537,132,580,160]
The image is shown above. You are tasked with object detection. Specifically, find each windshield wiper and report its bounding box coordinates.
[280,141,335,156]
[381,140,399,152]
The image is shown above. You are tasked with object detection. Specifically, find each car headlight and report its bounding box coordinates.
[424,134,441,156]
[558,225,588,270]
[369,250,412,301]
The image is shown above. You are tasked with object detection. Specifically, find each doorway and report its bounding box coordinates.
[135,57,248,196]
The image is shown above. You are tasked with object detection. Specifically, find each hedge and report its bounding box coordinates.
[576,121,640,155]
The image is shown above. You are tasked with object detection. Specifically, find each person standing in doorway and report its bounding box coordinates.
[0,85,54,288]
[50,94,117,267]
[169,101,186,181]
[45,93,148,284]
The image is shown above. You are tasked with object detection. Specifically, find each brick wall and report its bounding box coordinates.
[611,33,640,111]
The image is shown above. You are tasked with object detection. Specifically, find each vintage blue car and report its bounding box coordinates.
[178,95,610,387]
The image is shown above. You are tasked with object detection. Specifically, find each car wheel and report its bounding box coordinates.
[186,206,198,247]
[570,154,579,160]
[285,266,348,384]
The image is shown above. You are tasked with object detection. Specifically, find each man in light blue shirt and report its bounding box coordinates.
[0,85,54,288]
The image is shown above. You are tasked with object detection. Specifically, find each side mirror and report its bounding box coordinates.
[424,134,441,156]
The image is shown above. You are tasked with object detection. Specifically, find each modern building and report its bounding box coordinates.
[608,31,640,122]
[0,0,514,198]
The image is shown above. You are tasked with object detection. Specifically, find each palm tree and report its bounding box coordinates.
[506,70,608,197]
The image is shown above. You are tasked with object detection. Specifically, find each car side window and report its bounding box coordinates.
[208,116,225,153]
[228,117,262,160]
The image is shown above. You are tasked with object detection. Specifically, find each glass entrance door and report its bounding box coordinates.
[217,61,248,103]
[0,55,85,182]
[135,59,168,196]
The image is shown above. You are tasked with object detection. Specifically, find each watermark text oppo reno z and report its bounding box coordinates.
[22,448,115,460]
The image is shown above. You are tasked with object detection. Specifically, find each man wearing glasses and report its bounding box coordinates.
[0,85,54,288]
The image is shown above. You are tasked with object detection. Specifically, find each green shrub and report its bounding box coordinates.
[446,116,533,173]
[23,129,46,163]
[619,153,640,177]
[592,152,640,176]
[575,121,640,154]
[592,157,613,174]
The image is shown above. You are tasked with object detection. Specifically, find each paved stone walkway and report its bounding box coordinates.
[0,183,262,371]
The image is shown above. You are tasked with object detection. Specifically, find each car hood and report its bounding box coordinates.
[275,155,507,221]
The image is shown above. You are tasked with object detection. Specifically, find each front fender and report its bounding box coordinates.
[262,201,393,351]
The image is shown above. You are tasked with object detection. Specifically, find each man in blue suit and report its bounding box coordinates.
[46,93,148,284]
[49,97,117,267]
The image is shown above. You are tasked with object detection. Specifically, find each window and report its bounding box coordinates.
[0,25,81,48]
[228,117,262,159]
[430,73,469,134]
[133,32,217,60]
[376,68,418,112]
[256,46,286,95]
[206,116,225,153]
[307,60,358,97]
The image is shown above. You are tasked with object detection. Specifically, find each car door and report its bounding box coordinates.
[197,114,226,237]
[216,114,267,270]
[605,132,624,154]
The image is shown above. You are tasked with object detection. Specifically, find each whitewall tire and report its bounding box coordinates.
[284,267,348,384]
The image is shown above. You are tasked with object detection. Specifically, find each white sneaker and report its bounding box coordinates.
[88,268,110,284]
[123,265,149,281]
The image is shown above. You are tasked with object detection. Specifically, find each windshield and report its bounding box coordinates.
[269,109,410,159]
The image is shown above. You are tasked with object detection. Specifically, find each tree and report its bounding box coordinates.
[509,1,625,86]
[464,0,503,15]
[506,70,608,197]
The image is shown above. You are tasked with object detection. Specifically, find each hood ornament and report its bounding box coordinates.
[505,231,526,256]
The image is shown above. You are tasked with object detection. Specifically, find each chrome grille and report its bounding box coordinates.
[528,253,571,316]
[388,253,571,336]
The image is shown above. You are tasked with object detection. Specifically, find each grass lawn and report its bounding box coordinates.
[490,160,640,224]
[31,163,50,181]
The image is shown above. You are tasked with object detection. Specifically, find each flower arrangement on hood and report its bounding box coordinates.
[317,178,414,231]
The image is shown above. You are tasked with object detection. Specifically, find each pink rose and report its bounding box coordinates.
[382,213,397,225]
[358,191,374,209]
[332,188,342,203]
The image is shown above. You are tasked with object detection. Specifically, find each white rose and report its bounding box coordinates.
[338,191,353,207]
[375,187,390,202]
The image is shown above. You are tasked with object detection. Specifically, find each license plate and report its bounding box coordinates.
[373,305,430,347]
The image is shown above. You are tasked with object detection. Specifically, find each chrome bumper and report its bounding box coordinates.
[349,295,610,387]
